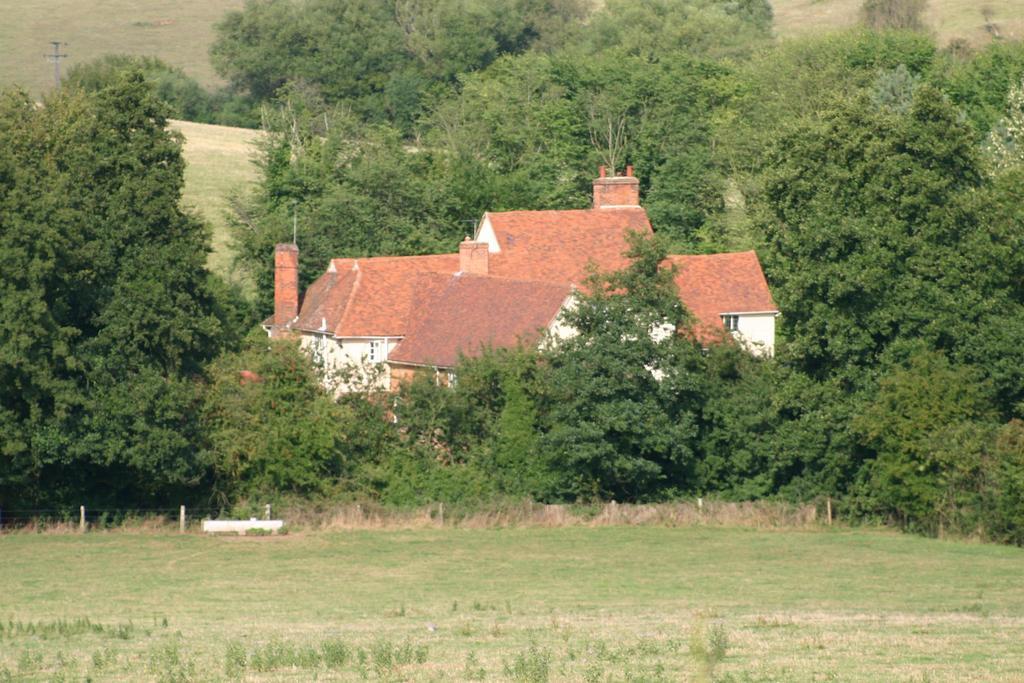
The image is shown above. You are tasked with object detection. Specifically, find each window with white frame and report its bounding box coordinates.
[368,339,387,363]
[721,314,740,332]
[446,371,457,388]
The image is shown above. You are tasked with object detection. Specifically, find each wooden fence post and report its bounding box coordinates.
[826,497,833,526]
[179,505,186,534]
[439,502,444,527]
[79,505,86,532]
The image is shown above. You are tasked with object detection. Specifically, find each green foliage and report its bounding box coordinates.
[199,334,354,501]
[578,0,772,60]
[853,349,997,531]
[985,78,1024,173]
[210,0,589,131]
[64,53,260,127]
[65,54,215,122]
[490,371,546,497]
[541,233,707,500]
[943,41,1024,134]
[0,72,234,509]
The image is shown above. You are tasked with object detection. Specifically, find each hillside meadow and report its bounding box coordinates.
[1,526,1022,681]
[170,119,262,284]
[1,0,1020,98]
[0,0,244,96]
[767,0,1023,44]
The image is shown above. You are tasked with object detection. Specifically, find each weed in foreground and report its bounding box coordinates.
[224,640,246,678]
[249,639,320,671]
[147,640,197,683]
[690,618,729,683]
[321,638,350,668]
[503,644,552,683]
[463,651,487,681]
[371,638,428,677]
[0,617,138,641]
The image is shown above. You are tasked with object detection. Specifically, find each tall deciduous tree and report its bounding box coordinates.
[758,85,1024,402]
[0,73,226,508]
[540,233,706,500]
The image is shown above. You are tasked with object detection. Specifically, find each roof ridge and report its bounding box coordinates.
[453,272,572,289]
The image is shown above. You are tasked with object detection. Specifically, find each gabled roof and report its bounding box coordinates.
[482,208,651,284]
[292,254,458,337]
[389,274,571,368]
[667,251,778,339]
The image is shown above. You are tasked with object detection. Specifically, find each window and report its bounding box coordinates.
[368,339,386,363]
[446,371,457,388]
[722,314,740,332]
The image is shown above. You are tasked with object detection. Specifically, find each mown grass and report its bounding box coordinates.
[772,0,1024,45]
[1,526,1022,680]
[0,0,244,97]
[170,119,262,288]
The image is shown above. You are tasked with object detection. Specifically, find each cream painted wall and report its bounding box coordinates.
[733,313,777,358]
[300,333,399,394]
[475,214,501,253]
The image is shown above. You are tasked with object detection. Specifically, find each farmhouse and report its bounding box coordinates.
[265,168,777,391]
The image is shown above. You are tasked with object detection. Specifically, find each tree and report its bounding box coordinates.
[852,349,996,532]
[986,79,1024,173]
[540,232,707,500]
[65,54,216,123]
[210,0,589,131]
[0,73,229,508]
[200,336,353,502]
[860,0,927,31]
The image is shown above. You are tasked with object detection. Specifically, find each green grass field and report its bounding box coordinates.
[170,119,262,285]
[2,527,1023,681]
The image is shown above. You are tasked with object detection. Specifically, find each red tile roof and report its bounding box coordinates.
[281,208,776,360]
[483,208,651,284]
[667,251,778,341]
[389,274,570,368]
[292,254,458,337]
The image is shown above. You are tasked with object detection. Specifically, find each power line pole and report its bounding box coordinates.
[46,41,68,89]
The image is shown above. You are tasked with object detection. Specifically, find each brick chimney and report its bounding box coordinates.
[592,165,640,209]
[274,243,299,329]
[459,238,489,275]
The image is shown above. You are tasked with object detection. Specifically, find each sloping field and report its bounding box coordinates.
[1,527,1022,680]
[773,0,1024,45]
[0,0,244,96]
[170,119,263,283]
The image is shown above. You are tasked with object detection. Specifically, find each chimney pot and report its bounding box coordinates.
[459,240,489,276]
[599,165,606,178]
[592,168,640,209]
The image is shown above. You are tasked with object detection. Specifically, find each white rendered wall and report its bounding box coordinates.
[300,333,398,393]
[475,215,501,253]
[733,313,776,358]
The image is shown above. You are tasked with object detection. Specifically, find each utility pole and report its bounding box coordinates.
[46,41,68,89]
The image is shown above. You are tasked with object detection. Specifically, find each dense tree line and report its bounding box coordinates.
[3,2,1024,544]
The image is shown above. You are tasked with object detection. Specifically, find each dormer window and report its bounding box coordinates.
[722,314,740,332]
[368,339,387,363]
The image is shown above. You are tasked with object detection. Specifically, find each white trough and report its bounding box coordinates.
[202,518,284,535]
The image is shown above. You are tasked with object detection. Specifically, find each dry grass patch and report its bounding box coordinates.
[0,0,244,96]
[772,0,1024,45]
